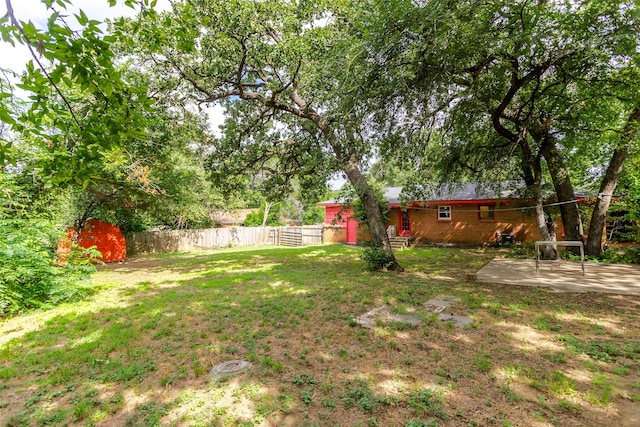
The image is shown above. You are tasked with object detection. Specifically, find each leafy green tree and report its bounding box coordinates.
[364,0,639,256]
[339,181,390,225]
[0,170,98,315]
[114,0,404,270]
[243,201,284,227]
[0,0,152,189]
[369,161,417,188]
[7,82,229,232]
[606,138,640,244]
[1,0,236,233]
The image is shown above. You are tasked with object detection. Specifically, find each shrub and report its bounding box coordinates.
[580,246,640,264]
[0,219,99,315]
[360,245,395,271]
[626,246,640,263]
[243,202,284,226]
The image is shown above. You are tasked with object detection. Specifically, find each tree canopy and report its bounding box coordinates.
[1,0,639,272]
[360,0,640,256]
[111,0,406,269]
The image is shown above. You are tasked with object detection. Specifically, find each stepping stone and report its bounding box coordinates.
[210,360,252,379]
[356,306,422,328]
[356,305,393,329]
[423,295,461,313]
[389,314,422,326]
[423,300,449,313]
[438,314,473,327]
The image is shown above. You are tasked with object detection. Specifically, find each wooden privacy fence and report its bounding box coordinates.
[125,225,324,255]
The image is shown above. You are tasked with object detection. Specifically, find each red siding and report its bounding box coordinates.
[323,206,358,243]
[324,206,355,227]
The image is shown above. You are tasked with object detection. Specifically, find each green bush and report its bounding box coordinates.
[360,245,395,271]
[580,246,640,264]
[627,246,640,263]
[0,219,99,315]
[243,202,284,226]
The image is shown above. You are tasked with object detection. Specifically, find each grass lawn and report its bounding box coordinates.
[1,245,639,426]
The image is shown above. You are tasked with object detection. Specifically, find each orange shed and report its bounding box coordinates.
[58,219,126,263]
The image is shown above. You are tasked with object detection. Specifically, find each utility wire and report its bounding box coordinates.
[403,198,586,214]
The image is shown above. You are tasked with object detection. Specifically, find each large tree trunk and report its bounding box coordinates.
[342,161,404,272]
[585,147,628,255]
[533,204,557,259]
[525,164,558,260]
[488,70,559,258]
[286,90,403,272]
[585,106,639,256]
[517,138,557,259]
[541,136,584,244]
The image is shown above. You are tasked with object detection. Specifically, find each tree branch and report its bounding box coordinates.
[5,0,82,130]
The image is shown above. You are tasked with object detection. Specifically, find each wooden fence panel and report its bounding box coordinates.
[302,226,323,245]
[280,227,304,247]
[125,225,324,255]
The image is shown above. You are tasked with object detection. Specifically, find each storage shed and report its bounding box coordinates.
[58,219,126,263]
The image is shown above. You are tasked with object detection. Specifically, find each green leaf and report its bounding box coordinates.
[20,21,38,38]
[0,109,16,125]
[74,10,88,26]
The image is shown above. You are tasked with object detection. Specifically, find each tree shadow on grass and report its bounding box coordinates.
[0,246,638,426]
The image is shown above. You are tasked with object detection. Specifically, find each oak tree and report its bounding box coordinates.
[117,0,404,269]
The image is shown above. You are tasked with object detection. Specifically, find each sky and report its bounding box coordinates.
[0,0,170,74]
[0,0,226,135]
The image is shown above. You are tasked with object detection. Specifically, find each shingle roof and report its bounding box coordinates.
[384,182,520,204]
[318,182,592,205]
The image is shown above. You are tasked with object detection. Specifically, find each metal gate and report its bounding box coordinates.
[278,226,324,247]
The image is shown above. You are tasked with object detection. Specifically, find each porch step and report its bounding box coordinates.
[389,236,413,250]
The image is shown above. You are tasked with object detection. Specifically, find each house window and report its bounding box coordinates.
[438,206,451,220]
[479,205,495,220]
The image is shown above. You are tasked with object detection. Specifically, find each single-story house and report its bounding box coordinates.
[317,183,591,245]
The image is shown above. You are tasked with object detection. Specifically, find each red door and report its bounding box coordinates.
[346,217,358,243]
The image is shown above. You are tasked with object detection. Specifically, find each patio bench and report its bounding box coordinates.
[535,240,585,276]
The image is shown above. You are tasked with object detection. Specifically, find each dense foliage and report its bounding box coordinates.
[0,219,99,315]
[0,0,638,287]
[0,174,99,315]
[243,201,285,227]
[112,0,404,269]
[362,0,639,255]
[359,244,397,271]
[340,181,390,225]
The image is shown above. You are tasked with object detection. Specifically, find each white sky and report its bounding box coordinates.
[0,0,227,134]
[0,0,172,73]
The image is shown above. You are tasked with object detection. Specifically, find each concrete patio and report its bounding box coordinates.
[476,258,640,296]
